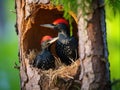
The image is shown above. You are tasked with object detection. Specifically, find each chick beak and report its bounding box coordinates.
[48,37,58,44]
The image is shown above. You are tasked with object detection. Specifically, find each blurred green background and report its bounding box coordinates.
[0,0,20,90]
[106,3,120,90]
[0,0,119,90]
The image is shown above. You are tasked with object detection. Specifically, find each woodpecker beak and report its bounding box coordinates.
[40,24,55,29]
[48,37,58,44]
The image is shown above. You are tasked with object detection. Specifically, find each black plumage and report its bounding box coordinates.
[55,23,78,65]
[40,18,78,65]
[33,36,57,70]
[56,35,78,65]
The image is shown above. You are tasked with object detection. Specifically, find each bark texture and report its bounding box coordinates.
[78,0,111,90]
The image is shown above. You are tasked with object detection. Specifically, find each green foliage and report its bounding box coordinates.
[106,0,120,15]
[60,0,77,36]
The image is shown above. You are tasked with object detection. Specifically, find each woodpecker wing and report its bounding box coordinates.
[33,50,55,70]
[56,36,78,65]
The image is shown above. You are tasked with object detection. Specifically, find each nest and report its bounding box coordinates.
[25,50,81,90]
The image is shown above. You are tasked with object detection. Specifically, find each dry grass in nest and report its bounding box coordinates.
[26,50,80,87]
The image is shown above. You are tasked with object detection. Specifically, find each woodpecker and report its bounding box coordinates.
[33,35,58,70]
[40,18,78,65]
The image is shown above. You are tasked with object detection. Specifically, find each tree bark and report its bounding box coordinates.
[78,0,111,90]
[15,0,111,90]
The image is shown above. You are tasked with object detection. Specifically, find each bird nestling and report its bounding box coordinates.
[33,35,58,70]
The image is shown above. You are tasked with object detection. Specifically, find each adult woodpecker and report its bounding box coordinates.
[33,35,58,70]
[40,18,78,65]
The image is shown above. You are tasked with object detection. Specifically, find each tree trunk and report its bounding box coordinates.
[78,0,111,89]
[15,0,111,90]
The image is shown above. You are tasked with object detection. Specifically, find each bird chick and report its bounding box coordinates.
[33,35,58,70]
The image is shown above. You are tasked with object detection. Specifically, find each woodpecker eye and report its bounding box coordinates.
[54,24,59,30]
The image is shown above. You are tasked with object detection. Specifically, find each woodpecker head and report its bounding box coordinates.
[40,35,58,49]
[40,18,70,36]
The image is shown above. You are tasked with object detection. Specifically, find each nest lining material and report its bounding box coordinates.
[26,50,80,87]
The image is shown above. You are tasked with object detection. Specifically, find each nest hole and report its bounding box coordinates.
[22,4,78,55]
[22,4,80,89]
